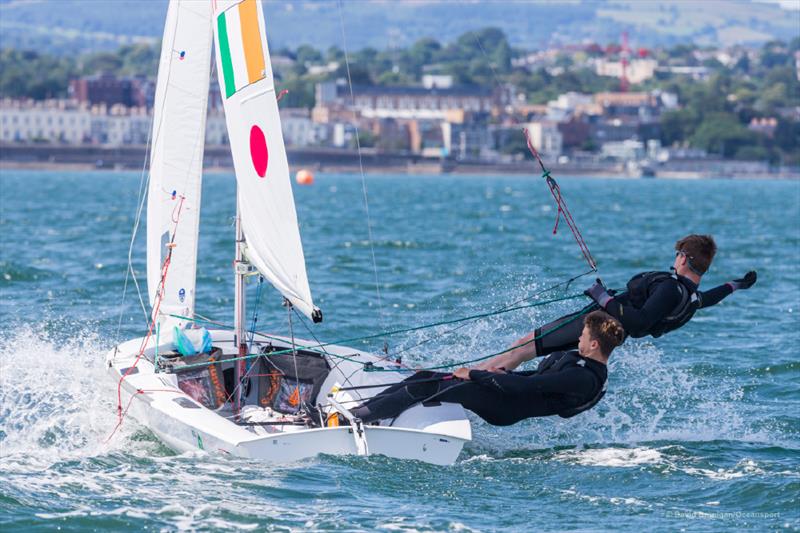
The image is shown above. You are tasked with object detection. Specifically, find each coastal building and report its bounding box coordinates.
[361,117,411,152]
[69,74,153,108]
[557,117,592,150]
[748,117,778,138]
[591,118,640,144]
[441,111,493,160]
[422,74,453,89]
[88,104,150,146]
[594,92,659,121]
[549,92,595,113]
[655,65,711,81]
[280,108,315,147]
[408,119,446,157]
[600,139,646,161]
[315,81,496,121]
[594,58,658,84]
[0,98,91,144]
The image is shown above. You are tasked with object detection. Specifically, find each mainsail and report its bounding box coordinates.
[213,0,319,320]
[147,0,214,329]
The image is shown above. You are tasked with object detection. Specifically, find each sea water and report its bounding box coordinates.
[1,171,798,531]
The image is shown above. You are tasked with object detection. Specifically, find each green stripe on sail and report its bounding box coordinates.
[217,12,235,98]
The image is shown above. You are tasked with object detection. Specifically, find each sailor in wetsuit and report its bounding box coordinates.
[350,311,624,425]
[475,234,757,372]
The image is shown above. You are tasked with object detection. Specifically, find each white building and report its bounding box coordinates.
[549,92,594,112]
[595,58,658,84]
[422,74,453,89]
[89,105,150,146]
[332,122,356,148]
[0,99,91,144]
[601,139,645,161]
[280,108,315,147]
[316,81,495,121]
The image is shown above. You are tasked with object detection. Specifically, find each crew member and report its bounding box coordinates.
[477,234,757,371]
[350,311,624,425]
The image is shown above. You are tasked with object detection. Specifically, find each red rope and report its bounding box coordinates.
[108,195,186,441]
[523,129,597,271]
[104,388,183,443]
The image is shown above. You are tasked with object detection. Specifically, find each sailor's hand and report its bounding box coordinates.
[453,367,471,380]
[585,278,614,308]
[728,271,757,291]
[488,366,508,374]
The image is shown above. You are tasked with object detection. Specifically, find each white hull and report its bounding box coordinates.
[106,330,471,465]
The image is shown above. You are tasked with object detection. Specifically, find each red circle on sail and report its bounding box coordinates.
[249,125,268,177]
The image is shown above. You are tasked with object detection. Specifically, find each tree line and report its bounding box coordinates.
[1,30,797,163]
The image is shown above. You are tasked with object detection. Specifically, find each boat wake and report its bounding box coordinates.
[0,322,156,474]
[0,304,790,473]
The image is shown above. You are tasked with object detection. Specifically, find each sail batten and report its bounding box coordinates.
[213,0,318,321]
[146,0,214,329]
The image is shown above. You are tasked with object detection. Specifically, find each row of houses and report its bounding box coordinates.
[0,76,694,164]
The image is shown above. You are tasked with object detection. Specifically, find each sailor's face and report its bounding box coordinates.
[577,326,593,356]
[673,251,684,272]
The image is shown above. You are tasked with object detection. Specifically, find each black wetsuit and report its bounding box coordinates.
[535,272,734,357]
[351,350,607,426]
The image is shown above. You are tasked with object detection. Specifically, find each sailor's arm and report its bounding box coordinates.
[473,331,538,371]
[698,271,757,309]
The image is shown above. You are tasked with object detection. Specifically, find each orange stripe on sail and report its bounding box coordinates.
[238,0,265,85]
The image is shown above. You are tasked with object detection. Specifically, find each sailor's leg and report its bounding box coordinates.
[350,371,451,423]
[475,303,598,371]
[361,370,445,399]
[432,384,523,426]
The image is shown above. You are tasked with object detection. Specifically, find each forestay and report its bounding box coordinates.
[147,0,214,330]
[213,0,319,320]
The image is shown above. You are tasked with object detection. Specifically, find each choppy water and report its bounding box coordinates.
[1,170,798,531]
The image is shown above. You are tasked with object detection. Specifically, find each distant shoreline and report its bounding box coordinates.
[1,143,798,180]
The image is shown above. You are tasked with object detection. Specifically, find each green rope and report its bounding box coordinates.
[163,290,614,374]
[169,345,371,372]
[167,291,586,354]
[365,303,594,372]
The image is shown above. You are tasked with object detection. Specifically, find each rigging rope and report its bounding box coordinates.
[337,0,388,343]
[524,129,598,272]
[285,300,302,408]
[471,30,598,274]
[246,276,264,373]
[163,290,593,372]
[110,195,186,438]
[388,267,596,360]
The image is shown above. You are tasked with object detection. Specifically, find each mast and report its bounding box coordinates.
[233,194,247,415]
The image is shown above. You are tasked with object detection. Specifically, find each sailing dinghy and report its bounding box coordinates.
[106,0,471,465]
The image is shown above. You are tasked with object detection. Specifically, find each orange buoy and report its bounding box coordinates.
[295,168,314,185]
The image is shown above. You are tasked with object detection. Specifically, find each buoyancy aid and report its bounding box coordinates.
[625,271,700,338]
[537,350,607,418]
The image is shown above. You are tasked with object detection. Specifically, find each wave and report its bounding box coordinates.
[386,279,793,455]
[0,322,155,475]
